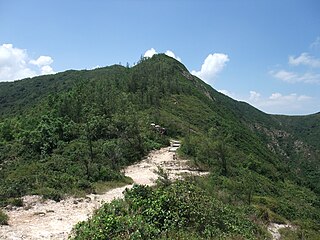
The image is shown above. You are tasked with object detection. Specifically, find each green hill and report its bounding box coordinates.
[0,54,319,239]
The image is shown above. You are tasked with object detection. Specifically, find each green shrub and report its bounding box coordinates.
[71,182,263,240]
[144,139,163,151]
[34,187,63,202]
[7,198,23,207]
[76,179,92,191]
[254,205,286,224]
[0,209,9,225]
[279,227,320,240]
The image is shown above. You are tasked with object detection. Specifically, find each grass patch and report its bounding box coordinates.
[278,227,320,240]
[0,209,9,225]
[254,205,287,224]
[92,177,133,194]
[7,198,23,207]
[33,187,64,202]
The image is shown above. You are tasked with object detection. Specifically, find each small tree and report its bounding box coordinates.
[214,141,229,176]
[154,166,171,187]
[239,165,257,205]
[244,171,255,205]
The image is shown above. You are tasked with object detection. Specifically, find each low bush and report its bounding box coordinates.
[71,181,266,240]
[7,198,24,207]
[34,187,63,202]
[0,209,9,225]
[254,205,286,224]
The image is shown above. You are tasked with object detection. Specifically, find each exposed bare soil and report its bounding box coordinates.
[268,223,295,240]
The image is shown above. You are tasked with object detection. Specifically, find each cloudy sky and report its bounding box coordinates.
[0,0,319,115]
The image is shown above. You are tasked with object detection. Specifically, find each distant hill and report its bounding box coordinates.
[0,54,319,238]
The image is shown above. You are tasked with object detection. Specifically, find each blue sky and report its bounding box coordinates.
[0,0,319,115]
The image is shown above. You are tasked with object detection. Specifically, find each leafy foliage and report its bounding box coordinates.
[71,182,266,240]
[0,209,8,225]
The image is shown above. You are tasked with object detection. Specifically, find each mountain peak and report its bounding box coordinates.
[136,53,189,73]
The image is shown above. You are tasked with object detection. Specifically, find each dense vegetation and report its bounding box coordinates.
[0,79,169,202]
[72,182,268,240]
[0,54,319,238]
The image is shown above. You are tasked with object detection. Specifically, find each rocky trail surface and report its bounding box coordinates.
[268,223,295,240]
[0,142,208,240]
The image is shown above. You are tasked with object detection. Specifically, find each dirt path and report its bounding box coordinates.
[268,223,294,240]
[0,143,207,240]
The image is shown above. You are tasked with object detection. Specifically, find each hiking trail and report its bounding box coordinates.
[0,141,208,240]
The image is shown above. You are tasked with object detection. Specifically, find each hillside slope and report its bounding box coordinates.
[0,54,319,239]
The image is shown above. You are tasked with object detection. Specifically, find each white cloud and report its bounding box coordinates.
[270,70,297,82]
[289,52,320,68]
[297,72,320,84]
[30,56,54,75]
[249,91,261,102]
[144,48,157,58]
[297,95,312,101]
[264,92,312,106]
[269,92,283,100]
[40,65,54,75]
[247,91,315,115]
[0,43,35,81]
[0,43,55,82]
[30,55,53,67]
[270,70,320,84]
[271,41,320,85]
[310,36,320,49]
[191,53,229,83]
[217,89,316,115]
[165,50,181,62]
